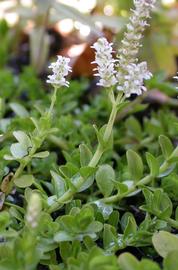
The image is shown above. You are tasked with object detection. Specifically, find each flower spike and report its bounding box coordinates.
[47,55,72,88]
[91,37,117,88]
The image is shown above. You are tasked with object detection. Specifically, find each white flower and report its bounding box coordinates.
[47,55,72,87]
[91,37,117,88]
[116,0,155,96]
[117,62,152,97]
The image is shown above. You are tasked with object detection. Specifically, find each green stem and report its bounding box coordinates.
[48,86,58,117]
[48,134,68,151]
[13,162,27,180]
[137,175,153,186]
[159,160,169,174]
[7,87,58,195]
[7,146,39,194]
[99,175,153,204]
[166,218,178,229]
[103,102,118,142]
[47,91,123,213]
[98,154,176,205]
[89,93,124,168]
[89,144,104,168]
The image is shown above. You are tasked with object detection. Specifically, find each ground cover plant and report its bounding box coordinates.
[0,0,178,269]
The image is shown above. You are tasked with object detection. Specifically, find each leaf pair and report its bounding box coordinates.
[54,206,103,242]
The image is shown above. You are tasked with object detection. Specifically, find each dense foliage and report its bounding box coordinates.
[0,66,177,269]
[0,0,178,269]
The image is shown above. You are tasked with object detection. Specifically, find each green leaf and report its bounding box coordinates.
[9,207,23,221]
[142,188,153,207]
[10,143,28,159]
[51,170,66,198]
[79,144,92,167]
[76,206,94,230]
[33,151,49,158]
[59,242,72,261]
[60,162,78,178]
[140,259,160,270]
[94,201,113,220]
[89,253,118,270]
[142,188,173,219]
[108,211,119,228]
[103,224,117,250]
[54,231,74,242]
[13,131,32,148]
[3,155,16,161]
[168,146,178,163]
[30,117,40,131]
[124,216,137,239]
[152,231,178,258]
[121,212,137,235]
[0,211,10,230]
[79,166,96,179]
[125,116,142,139]
[115,182,128,194]
[86,221,103,233]
[154,189,172,219]
[59,215,77,233]
[9,102,29,118]
[94,125,113,151]
[72,169,95,192]
[159,135,173,160]
[14,174,34,188]
[83,236,95,250]
[95,164,115,197]
[118,253,139,270]
[146,152,159,177]
[126,149,143,182]
[163,251,178,270]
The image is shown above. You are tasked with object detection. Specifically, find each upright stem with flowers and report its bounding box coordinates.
[47,0,156,213]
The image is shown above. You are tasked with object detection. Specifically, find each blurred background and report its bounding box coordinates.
[0,0,177,78]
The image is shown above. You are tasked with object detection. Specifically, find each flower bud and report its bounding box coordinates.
[26,193,42,229]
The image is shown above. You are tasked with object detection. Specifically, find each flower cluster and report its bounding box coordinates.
[91,38,117,88]
[47,55,71,88]
[47,1,155,98]
[117,0,156,72]
[90,0,155,97]
[26,193,42,229]
[117,62,152,97]
[115,0,155,96]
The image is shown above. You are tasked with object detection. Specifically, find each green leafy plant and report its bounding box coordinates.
[0,1,178,270]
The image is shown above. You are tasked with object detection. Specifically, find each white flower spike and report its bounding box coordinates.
[47,55,72,88]
[116,0,156,97]
[91,37,117,88]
